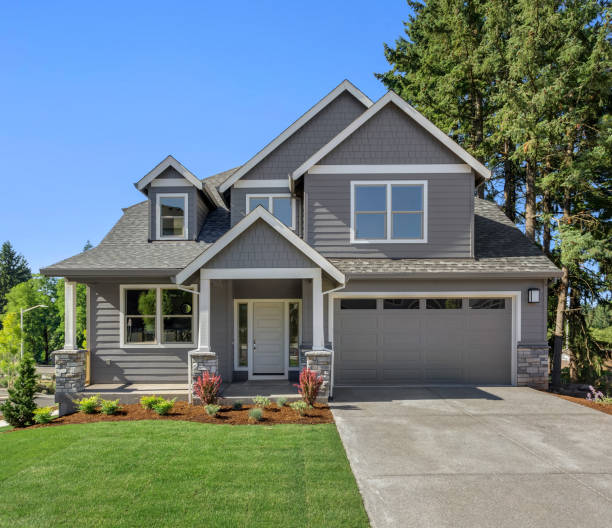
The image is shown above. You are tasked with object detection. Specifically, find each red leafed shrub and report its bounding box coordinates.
[193,372,222,405]
[294,368,324,406]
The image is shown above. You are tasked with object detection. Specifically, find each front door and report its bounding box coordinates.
[252,302,285,376]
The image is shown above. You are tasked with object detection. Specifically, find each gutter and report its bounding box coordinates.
[343,270,564,280]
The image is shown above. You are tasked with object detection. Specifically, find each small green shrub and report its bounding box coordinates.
[232,400,243,410]
[100,399,122,415]
[290,400,309,416]
[140,395,165,410]
[152,398,176,416]
[253,395,271,408]
[205,404,221,417]
[0,355,39,427]
[248,407,263,422]
[75,395,100,414]
[33,406,54,424]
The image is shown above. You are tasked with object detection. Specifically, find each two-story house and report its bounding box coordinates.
[42,80,561,411]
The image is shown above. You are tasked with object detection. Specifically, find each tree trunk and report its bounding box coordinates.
[503,139,516,221]
[568,287,580,380]
[474,93,485,199]
[542,191,552,256]
[525,160,536,241]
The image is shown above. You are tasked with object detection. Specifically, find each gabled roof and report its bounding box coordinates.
[174,206,346,285]
[291,91,491,182]
[135,155,204,192]
[218,80,373,193]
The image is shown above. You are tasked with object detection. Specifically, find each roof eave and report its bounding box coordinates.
[344,270,563,280]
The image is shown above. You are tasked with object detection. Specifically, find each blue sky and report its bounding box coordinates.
[0,1,411,273]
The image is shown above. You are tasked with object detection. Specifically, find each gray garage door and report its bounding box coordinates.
[334,297,511,385]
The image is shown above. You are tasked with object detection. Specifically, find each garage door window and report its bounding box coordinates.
[426,298,462,309]
[469,298,506,309]
[383,299,420,309]
[340,299,377,310]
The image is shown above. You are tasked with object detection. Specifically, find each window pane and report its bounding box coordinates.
[126,316,156,344]
[392,213,422,239]
[355,185,386,211]
[392,186,422,211]
[126,289,157,316]
[161,216,184,237]
[162,317,192,343]
[272,197,292,227]
[288,302,300,367]
[383,299,420,310]
[355,213,386,239]
[160,196,185,216]
[340,299,377,310]
[238,303,248,367]
[426,298,462,309]
[469,298,506,309]
[248,197,269,212]
[161,289,193,315]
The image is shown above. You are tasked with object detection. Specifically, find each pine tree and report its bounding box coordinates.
[0,354,38,427]
[0,241,31,315]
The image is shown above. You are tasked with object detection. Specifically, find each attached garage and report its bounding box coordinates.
[333,296,513,386]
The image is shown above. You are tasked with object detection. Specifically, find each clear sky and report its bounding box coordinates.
[0,1,411,273]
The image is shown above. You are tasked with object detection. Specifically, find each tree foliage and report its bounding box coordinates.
[0,241,31,315]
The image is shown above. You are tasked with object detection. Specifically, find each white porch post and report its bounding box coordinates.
[198,269,211,351]
[312,269,324,350]
[64,280,77,350]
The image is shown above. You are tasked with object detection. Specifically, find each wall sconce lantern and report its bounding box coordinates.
[528,288,540,303]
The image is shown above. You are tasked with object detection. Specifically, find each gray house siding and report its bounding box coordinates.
[206,221,317,269]
[241,91,367,181]
[305,172,473,258]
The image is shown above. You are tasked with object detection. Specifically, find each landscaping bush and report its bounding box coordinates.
[248,407,263,422]
[290,401,309,416]
[253,395,271,408]
[193,371,222,405]
[33,406,54,424]
[0,355,39,427]
[586,386,612,403]
[100,399,122,415]
[275,397,288,408]
[152,398,176,416]
[75,395,100,414]
[232,400,243,410]
[295,368,324,406]
[140,395,164,410]
[205,404,221,417]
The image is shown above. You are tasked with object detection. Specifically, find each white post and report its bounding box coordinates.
[312,270,324,350]
[198,270,211,351]
[64,280,77,350]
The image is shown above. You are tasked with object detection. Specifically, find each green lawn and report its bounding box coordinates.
[0,421,369,527]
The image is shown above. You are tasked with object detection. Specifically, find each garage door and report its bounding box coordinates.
[334,297,511,385]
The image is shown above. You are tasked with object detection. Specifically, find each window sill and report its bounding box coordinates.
[350,238,428,244]
[120,343,196,349]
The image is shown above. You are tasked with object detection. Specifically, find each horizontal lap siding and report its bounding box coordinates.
[306,173,472,258]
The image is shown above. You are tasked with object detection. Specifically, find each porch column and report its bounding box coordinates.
[197,270,211,351]
[64,280,77,350]
[312,270,324,350]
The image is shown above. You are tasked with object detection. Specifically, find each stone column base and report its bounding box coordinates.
[189,350,218,403]
[51,349,87,416]
[517,344,549,390]
[305,350,331,401]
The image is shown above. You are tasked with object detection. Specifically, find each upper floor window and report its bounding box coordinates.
[246,193,295,229]
[157,193,188,239]
[350,181,427,243]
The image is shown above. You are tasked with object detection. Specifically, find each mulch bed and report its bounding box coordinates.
[11,401,334,430]
[548,392,612,416]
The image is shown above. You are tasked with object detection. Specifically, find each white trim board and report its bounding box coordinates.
[174,206,345,284]
[234,179,291,188]
[136,155,203,191]
[308,164,472,174]
[150,178,192,187]
[327,290,521,386]
[292,91,491,182]
[219,80,373,193]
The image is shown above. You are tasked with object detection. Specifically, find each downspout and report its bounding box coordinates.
[321,279,348,400]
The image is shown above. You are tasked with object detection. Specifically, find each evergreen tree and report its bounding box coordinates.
[0,354,38,427]
[0,241,31,315]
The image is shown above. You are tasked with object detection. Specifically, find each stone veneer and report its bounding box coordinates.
[517,344,549,389]
[305,350,331,400]
[52,349,87,415]
[189,351,218,403]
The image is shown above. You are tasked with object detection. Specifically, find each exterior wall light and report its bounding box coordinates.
[528,288,540,303]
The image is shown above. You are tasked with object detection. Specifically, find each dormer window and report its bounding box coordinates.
[157,193,188,239]
[246,193,295,229]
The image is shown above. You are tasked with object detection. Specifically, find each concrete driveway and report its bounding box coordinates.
[331,386,612,528]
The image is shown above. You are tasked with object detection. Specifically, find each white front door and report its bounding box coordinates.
[252,302,285,376]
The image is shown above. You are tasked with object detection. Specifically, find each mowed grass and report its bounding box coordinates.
[0,421,369,527]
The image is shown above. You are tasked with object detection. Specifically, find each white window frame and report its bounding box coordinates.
[120,284,198,348]
[349,180,428,243]
[245,193,296,230]
[233,299,302,378]
[156,192,189,240]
